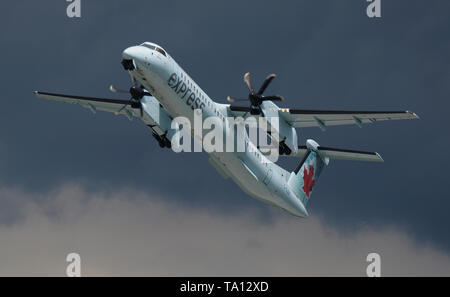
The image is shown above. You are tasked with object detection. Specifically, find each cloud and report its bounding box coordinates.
[0,184,449,276]
[1,0,449,252]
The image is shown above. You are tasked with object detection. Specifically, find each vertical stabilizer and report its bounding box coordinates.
[287,139,327,206]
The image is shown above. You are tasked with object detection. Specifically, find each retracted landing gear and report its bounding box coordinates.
[152,132,171,148]
[279,140,292,156]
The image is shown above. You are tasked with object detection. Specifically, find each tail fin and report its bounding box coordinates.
[287,139,384,206]
[287,140,327,206]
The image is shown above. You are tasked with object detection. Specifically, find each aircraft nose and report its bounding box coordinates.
[122,46,141,60]
[121,46,142,71]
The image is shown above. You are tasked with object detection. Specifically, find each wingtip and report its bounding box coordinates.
[375,152,384,162]
[407,110,420,119]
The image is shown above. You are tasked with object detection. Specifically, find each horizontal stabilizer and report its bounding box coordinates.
[279,109,419,129]
[296,145,383,162]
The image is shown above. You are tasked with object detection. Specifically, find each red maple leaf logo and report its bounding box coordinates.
[302,165,315,198]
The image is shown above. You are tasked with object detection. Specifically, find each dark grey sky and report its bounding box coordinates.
[1,0,449,255]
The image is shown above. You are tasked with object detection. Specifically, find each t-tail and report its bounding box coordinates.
[287,139,383,208]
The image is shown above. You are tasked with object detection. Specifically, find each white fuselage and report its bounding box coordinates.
[123,43,308,217]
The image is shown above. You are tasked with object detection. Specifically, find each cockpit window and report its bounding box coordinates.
[142,43,156,50]
[155,47,166,57]
[140,43,167,57]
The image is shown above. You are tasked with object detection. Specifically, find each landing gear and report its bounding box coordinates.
[279,140,292,156]
[152,132,171,149]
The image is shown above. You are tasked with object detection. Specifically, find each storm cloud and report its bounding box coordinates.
[0,0,449,274]
[1,184,449,276]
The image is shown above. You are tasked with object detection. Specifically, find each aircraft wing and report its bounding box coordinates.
[278,109,419,129]
[34,91,138,119]
[228,105,418,130]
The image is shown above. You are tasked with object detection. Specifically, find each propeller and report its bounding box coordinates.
[110,71,151,118]
[228,72,284,115]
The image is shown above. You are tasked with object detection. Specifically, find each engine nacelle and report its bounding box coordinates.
[261,101,298,155]
[141,95,177,148]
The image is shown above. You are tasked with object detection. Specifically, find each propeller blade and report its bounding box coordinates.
[257,74,276,95]
[109,85,129,94]
[243,72,254,94]
[262,95,284,101]
[227,96,248,103]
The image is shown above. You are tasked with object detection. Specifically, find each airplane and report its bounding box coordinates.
[34,42,419,217]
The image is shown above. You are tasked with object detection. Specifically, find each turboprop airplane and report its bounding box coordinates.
[34,42,419,217]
